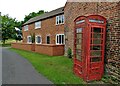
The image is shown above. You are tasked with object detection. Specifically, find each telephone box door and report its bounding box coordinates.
[87,26,106,80]
[74,16,86,78]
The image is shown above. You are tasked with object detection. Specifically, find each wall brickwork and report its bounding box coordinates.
[12,43,64,56]
[64,2,120,83]
[11,43,33,51]
[35,44,64,56]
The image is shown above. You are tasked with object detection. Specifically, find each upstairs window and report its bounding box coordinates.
[24,25,28,31]
[35,35,42,44]
[27,36,32,43]
[35,21,41,29]
[56,34,65,44]
[56,15,64,25]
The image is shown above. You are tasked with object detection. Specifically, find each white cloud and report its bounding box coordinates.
[0,0,67,21]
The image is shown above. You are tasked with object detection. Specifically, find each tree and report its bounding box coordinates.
[1,14,18,44]
[22,10,46,24]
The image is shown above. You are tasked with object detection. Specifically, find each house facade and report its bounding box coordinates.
[22,7,64,45]
[12,7,65,56]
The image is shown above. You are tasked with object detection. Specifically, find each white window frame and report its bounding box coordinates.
[35,35,42,44]
[24,25,28,31]
[27,36,32,44]
[35,21,41,29]
[56,34,65,45]
[56,14,64,25]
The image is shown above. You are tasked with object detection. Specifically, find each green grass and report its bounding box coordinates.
[10,48,85,84]
[0,39,16,47]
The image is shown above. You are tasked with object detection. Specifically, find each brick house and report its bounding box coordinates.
[12,7,65,56]
[22,7,64,45]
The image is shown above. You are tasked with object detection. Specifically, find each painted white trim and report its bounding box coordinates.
[35,35,42,44]
[56,34,65,45]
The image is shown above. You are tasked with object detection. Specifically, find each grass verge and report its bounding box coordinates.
[10,48,85,84]
[0,39,16,47]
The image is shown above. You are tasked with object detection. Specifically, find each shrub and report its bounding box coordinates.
[67,48,72,58]
[30,33,35,43]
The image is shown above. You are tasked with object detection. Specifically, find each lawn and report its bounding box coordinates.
[0,39,16,47]
[10,48,85,84]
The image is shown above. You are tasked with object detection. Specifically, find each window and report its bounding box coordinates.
[24,25,28,31]
[56,15,64,25]
[35,21,41,29]
[46,36,50,44]
[27,36,32,43]
[35,35,42,44]
[56,34,64,44]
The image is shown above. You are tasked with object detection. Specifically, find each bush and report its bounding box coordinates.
[67,48,72,58]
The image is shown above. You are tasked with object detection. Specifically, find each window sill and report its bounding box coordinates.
[27,42,32,44]
[36,43,42,44]
[56,23,64,26]
[35,28,41,29]
[24,30,28,31]
[56,43,65,45]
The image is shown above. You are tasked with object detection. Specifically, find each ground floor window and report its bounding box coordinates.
[46,36,50,44]
[27,36,32,43]
[35,35,42,44]
[56,34,65,44]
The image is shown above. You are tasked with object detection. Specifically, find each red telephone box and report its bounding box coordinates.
[74,15,106,81]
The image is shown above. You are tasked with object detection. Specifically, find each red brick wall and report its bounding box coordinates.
[22,14,64,44]
[11,43,32,51]
[35,44,64,56]
[12,43,64,56]
[64,2,120,83]
[52,45,64,56]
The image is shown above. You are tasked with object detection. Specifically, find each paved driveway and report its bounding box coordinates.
[2,47,52,84]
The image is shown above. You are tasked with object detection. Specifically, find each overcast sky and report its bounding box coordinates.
[0,0,67,21]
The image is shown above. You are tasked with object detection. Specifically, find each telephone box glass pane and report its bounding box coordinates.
[93,40,102,44]
[91,40,102,44]
[76,49,82,61]
[91,46,101,50]
[91,57,101,62]
[93,34,102,38]
[76,39,82,44]
[93,28,101,33]
[76,28,82,33]
[90,51,101,56]
[77,34,82,39]
[76,45,82,49]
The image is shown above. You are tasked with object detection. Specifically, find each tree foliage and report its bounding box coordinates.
[22,10,45,24]
[1,14,21,44]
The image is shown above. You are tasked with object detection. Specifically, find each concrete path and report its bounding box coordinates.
[2,47,52,84]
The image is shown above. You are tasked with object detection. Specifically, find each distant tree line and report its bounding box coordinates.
[0,10,46,44]
[22,10,46,24]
